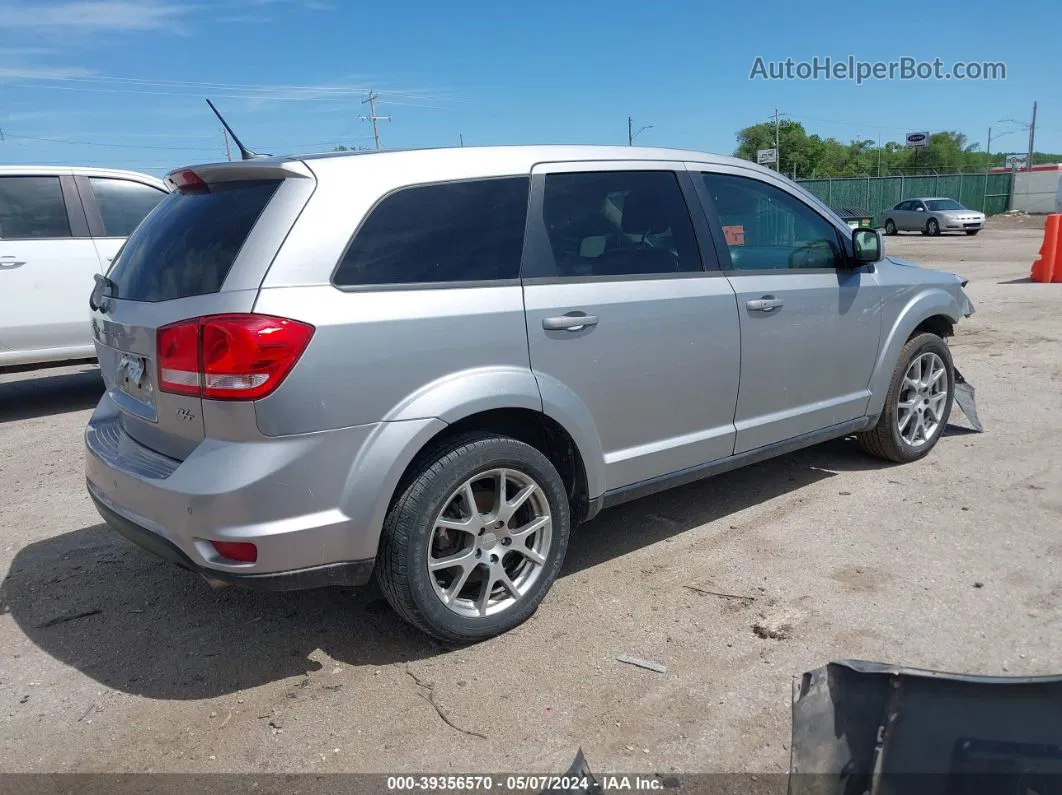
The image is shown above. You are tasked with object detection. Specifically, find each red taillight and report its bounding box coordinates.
[157,321,201,396]
[170,169,209,194]
[210,541,258,563]
[156,314,314,401]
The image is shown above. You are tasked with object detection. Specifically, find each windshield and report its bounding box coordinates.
[106,180,280,302]
[925,199,966,211]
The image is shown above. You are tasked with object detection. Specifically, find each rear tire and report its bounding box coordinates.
[858,333,954,463]
[965,229,980,236]
[884,219,898,236]
[376,434,571,643]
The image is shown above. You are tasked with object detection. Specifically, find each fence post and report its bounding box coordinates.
[959,173,963,205]
[900,174,905,200]
[983,173,988,213]
[935,173,940,196]
[828,177,833,206]
[866,177,870,211]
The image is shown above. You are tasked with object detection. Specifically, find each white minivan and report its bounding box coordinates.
[0,166,168,369]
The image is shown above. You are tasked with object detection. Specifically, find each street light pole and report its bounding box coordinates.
[1027,101,1037,172]
[773,108,780,172]
[627,117,653,146]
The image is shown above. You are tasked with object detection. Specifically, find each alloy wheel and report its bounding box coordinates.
[426,468,552,618]
[896,352,948,448]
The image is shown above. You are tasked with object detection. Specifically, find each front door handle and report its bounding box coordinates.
[543,313,599,332]
[746,297,784,312]
[0,255,26,270]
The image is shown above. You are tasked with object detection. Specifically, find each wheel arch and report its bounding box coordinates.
[353,369,607,562]
[867,292,962,418]
[391,407,595,528]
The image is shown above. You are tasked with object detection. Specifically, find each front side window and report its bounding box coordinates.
[538,170,701,277]
[0,176,71,239]
[334,177,529,287]
[701,173,843,271]
[90,178,167,237]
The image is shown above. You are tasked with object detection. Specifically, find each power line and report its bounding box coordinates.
[0,71,445,99]
[0,81,445,107]
[1,133,219,151]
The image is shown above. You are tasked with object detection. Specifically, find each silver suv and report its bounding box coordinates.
[85,146,976,642]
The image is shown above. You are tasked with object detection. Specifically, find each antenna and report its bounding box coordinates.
[205,99,268,160]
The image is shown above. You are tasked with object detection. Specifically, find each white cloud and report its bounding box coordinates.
[233,0,334,7]
[0,1,193,32]
[0,66,95,79]
[219,14,272,23]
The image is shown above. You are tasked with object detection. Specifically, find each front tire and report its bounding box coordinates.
[884,219,898,236]
[858,333,954,463]
[926,218,940,236]
[377,434,571,643]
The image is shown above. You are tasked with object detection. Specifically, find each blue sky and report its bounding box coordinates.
[0,0,1057,176]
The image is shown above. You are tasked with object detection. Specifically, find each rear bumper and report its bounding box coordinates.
[90,487,374,589]
[84,390,445,587]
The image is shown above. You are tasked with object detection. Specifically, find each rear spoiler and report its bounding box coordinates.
[163,159,314,191]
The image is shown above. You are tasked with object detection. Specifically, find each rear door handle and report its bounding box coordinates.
[0,255,26,269]
[543,313,599,332]
[746,297,784,312]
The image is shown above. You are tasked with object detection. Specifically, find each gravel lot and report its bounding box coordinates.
[1,219,1059,776]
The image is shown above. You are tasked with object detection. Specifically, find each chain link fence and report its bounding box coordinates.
[797,172,1013,219]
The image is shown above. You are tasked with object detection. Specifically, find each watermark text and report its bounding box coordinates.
[749,56,1006,84]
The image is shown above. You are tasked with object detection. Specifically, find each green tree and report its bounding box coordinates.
[733,121,1062,177]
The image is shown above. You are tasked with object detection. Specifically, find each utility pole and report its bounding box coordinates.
[773,108,781,172]
[221,123,232,162]
[1026,100,1037,172]
[359,90,391,150]
[627,116,653,146]
[459,133,464,147]
[877,132,882,177]
[986,126,992,156]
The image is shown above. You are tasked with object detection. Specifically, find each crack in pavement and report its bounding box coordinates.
[405,666,486,740]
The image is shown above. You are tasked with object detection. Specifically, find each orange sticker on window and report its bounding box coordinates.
[722,225,745,246]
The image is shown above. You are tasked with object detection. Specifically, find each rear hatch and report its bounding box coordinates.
[90,160,316,460]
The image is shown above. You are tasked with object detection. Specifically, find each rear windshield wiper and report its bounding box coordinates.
[89,273,119,312]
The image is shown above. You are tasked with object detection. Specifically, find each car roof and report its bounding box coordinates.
[0,164,167,187]
[180,144,779,178]
[908,197,959,202]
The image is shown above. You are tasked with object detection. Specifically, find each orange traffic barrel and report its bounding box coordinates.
[1031,213,1061,283]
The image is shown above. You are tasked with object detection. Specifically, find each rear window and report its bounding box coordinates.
[333,176,529,287]
[0,176,71,239]
[107,179,280,302]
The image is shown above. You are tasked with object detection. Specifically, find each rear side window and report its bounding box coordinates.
[537,171,701,278]
[0,176,71,239]
[89,178,167,237]
[333,177,529,287]
[107,180,280,302]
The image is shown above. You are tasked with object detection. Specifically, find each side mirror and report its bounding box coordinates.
[915,206,925,212]
[852,228,881,265]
